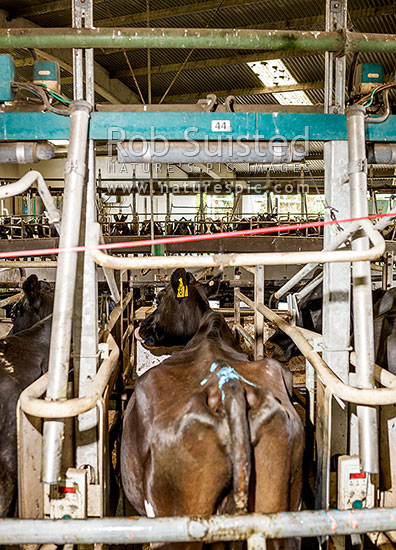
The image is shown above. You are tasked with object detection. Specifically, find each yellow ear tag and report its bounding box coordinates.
[177,277,188,298]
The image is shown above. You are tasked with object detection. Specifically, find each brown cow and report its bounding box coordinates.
[121,282,304,550]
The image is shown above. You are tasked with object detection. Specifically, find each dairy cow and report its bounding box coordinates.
[0,315,52,517]
[121,269,304,550]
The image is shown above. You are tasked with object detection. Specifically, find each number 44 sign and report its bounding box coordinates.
[211,120,231,132]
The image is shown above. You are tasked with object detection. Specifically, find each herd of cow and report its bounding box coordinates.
[0,216,57,239]
[104,213,325,238]
[2,269,396,549]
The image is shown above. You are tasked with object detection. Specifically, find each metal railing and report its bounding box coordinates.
[1,508,396,545]
[89,218,385,271]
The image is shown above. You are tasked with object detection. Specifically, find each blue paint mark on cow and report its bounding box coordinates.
[201,361,257,403]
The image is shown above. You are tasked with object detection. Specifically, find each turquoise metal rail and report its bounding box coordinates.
[1,112,396,141]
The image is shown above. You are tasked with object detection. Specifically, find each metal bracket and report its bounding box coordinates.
[64,159,86,177]
[197,94,218,112]
[287,293,299,324]
[348,158,368,175]
[319,343,353,353]
[73,0,93,27]
[330,1,344,13]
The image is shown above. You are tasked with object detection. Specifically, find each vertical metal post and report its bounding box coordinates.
[42,100,92,484]
[324,0,347,114]
[382,251,394,290]
[70,0,100,487]
[254,265,264,360]
[320,0,348,519]
[266,190,272,215]
[146,0,151,105]
[317,141,351,512]
[234,268,241,327]
[347,104,378,474]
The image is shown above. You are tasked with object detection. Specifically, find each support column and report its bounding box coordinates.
[41,100,92,484]
[347,104,378,474]
[71,0,103,507]
[254,265,264,360]
[316,141,351,511]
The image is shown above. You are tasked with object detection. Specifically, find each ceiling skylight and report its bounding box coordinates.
[247,59,313,105]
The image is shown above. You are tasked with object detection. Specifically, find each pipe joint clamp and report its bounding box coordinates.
[348,158,367,175]
[64,159,87,177]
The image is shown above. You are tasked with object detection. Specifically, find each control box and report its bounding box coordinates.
[353,63,384,96]
[0,54,16,101]
[337,455,376,510]
[33,60,61,94]
[47,468,87,519]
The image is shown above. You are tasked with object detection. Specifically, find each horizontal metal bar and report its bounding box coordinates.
[0,28,345,51]
[117,141,306,164]
[19,335,119,418]
[0,290,23,308]
[1,27,396,53]
[0,261,58,268]
[2,112,396,141]
[128,280,254,288]
[1,508,396,544]
[89,220,385,271]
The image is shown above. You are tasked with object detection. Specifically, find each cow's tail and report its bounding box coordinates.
[210,362,251,514]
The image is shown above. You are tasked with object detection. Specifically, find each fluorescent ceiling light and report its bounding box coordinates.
[48,139,69,146]
[247,59,313,105]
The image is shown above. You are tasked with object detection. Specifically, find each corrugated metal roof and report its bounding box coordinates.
[1,0,395,112]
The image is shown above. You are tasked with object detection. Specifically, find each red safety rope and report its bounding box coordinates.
[0,211,394,260]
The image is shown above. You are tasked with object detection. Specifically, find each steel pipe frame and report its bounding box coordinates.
[347,104,378,474]
[71,0,106,483]
[117,141,306,164]
[1,508,396,544]
[234,323,254,348]
[88,219,385,271]
[19,335,119,419]
[0,170,61,232]
[99,229,121,303]
[42,99,92,485]
[0,260,57,268]
[273,207,396,301]
[294,272,323,302]
[1,28,396,53]
[291,325,396,396]
[235,290,396,406]
[368,143,396,165]
[0,142,54,164]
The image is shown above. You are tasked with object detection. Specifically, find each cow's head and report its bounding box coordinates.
[10,274,54,334]
[138,268,220,347]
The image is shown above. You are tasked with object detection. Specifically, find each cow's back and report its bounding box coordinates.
[121,354,303,522]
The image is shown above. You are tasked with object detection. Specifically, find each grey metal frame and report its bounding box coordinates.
[41,99,92,485]
[347,105,378,474]
[2,508,396,545]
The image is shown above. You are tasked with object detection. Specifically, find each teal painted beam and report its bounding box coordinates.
[0,112,396,141]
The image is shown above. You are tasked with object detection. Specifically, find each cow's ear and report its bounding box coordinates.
[204,274,221,298]
[170,268,189,298]
[23,274,39,304]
